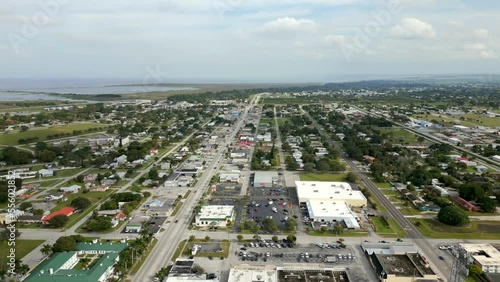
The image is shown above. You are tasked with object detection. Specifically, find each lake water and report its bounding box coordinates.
[0,79,198,101]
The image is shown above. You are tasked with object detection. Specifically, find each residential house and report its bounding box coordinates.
[38,169,54,177]
[60,185,81,194]
[87,185,110,192]
[84,173,98,183]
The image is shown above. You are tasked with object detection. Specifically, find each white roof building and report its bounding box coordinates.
[306,200,360,229]
[195,205,235,227]
[295,181,367,207]
[460,244,500,273]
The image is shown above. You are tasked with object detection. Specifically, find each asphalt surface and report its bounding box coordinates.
[131,94,262,281]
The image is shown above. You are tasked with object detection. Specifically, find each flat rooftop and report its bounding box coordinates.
[460,243,500,266]
[197,205,234,220]
[295,181,366,202]
[373,253,435,277]
[277,269,349,282]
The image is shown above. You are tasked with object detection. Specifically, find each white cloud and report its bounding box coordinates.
[479,50,497,59]
[447,20,464,28]
[391,18,436,39]
[473,28,489,39]
[465,43,487,51]
[257,17,316,34]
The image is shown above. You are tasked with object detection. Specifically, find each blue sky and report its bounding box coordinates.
[1,0,499,83]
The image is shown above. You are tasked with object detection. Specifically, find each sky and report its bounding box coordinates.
[1,0,499,83]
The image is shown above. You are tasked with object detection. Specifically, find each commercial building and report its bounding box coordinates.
[368,253,438,282]
[228,264,350,282]
[165,259,216,281]
[295,181,367,207]
[305,200,360,229]
[25,242,127,282]
[361,242,418,255]
[41,207,75,224]
[254,171,279,188]
[219,171,241,184]
[195,205,235,227]
[459,244,500,274]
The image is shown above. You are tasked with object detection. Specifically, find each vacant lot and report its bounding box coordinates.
[379,128,429,144]
[0,240,44,268]
[411,218,500,239]
[0,123,108,145]
[299,173,347,182]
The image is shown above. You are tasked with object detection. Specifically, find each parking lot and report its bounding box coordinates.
[235,241,359,265]
[245,198,295,230]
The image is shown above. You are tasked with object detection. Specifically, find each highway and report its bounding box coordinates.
[132,94,261,281]
[300,105,451,281]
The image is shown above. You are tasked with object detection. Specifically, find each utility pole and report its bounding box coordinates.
[450,247,467,282]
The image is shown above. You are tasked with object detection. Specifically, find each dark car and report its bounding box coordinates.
[439,256,445,261]
[174,220,178,223]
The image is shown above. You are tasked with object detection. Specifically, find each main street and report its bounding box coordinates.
[132,94,261,281]
[300,105,450,281]
[18,118,215,271]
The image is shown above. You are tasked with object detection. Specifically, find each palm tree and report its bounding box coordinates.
[40,244,53,257]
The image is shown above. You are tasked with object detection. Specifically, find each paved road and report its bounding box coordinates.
[301,105,451,281]
[273,107,287,173]
[131,94,261,281]
[352,106,500,172]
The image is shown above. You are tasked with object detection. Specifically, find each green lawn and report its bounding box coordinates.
[0,123,108,146]
[461,114,500,127]
[308,230,369,237]
[299,173,347,182]
[374,182,392,189]
[171,240,187,262]
[379,128,428,144]
[370,217,394,234]
[410,219,500,239]
[0,240,45,267]
[184,240,231,258]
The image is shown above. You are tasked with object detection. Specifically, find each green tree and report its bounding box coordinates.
[262,218,278,233]
[272,235,278,242]
[478,197,496,213]
[284,218,296,232]
[70,197,91,210]
[286,234,296,244]
[32,209,44,215]
[236,235,243,242]
[189,235,196,242]
[49,215,69,228]
[40,244,53,257]
[469,264,483,276]
[344,172,358,183]
[437,206,469,226]
[204,236,211,242]
[52,235,84,252]
[19,202,33,211]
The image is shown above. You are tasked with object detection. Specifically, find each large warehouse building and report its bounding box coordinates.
[305,200,360,228]
[253,171,279,188]
[295,181,367,207]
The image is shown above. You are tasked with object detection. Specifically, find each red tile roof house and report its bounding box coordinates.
[149,148,159,155]
[114,211,127,221]
[454,197,480,212]
[41,207,75,224]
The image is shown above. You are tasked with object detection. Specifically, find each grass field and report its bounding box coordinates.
[370,217,393,234]
[171,240,187,262]
[299,173,347,182]
[380,128,429,144]
[0,123,108,146]
[410,218,500,239]
[0,240,44,268]
[308,230,369,237]
[374,182,392,189]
